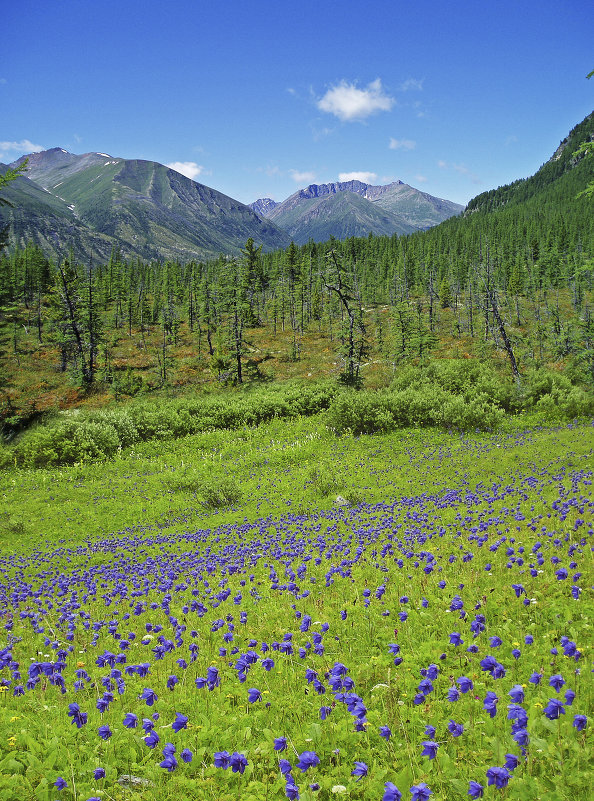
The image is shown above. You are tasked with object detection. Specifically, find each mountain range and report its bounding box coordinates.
[0,149,290,262]
[249,180,464,244]
[0,148,463,263]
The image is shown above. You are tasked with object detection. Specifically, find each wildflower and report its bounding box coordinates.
[172,713,188,732]
[549,674,565,692]
[449,632,463,646]
[181,749,193,763]
[379,725,392,740]
[279,759,292,775]
[93,768,105,780]
[447,686,460,702]
[383,783,402,801]
[543,698,565,720]
[230,752,248,774]
[448,719,464,737]
[421,741,439,759]
[285,783,300,800]
[410,782,432,801]
[144,730,160,748]
[457,676,473,693]
[564,689,576,706]
[123,712,138,728]
[296,751,320,772]
[483,691,498,718]
[214,751,231,768]
[512,728,529,747]
[139,688,158,706]
[160,753,178,772]
[67,703,87,729]
[573,714,587,731]
[98,725,112,740]
[274,737,288,752]
[504,753,519,771]
[486,767,510,788]
[248,687,262,703]
[508,684,524,703]
[351,761,368,778]
[529,672,542,685]
[54,777,68,790]
[468,780,484,798]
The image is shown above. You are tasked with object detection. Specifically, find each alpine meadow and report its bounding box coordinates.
[0,5,592,800]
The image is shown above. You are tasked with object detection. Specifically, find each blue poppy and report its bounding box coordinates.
[573,714,587,731]
[421,741,439,759]
[468,780,484,798]
[172,713,188,732]
[543,698,565,720]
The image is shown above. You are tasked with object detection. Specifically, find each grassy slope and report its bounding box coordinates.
[2,415,591,555]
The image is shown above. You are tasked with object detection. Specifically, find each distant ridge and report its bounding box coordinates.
[1,148,290,262]
[250,179,464,244]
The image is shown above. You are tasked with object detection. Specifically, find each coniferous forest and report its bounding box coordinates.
[1,113,593,460]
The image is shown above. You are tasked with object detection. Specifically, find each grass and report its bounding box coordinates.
[0,417,591,801]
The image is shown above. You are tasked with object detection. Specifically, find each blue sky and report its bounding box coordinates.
[2,0,593,206]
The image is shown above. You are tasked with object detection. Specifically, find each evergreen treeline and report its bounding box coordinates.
[1,113,593,436]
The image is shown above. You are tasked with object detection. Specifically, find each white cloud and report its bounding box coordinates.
[415,174,428,183]
[437,160,448,169]
[399,78,424,92]
[166,161,204,180]
[317,78,394,122]
[338,171,378,184]
[0,139,44,155]
[290,169,316,184]
[389,138,416,151]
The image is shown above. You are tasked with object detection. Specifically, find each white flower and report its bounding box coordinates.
[331,786,347,794]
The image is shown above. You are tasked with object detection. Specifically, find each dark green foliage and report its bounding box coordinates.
[2,381,338,467]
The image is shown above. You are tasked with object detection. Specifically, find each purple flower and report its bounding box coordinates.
[573,714,587,731]
[447,687,460,702]
[483,691,498,718]
[93,768,105,780]
[123,713,138,728]
[296,751,319,772]
[285,782,300,800]
[543,698,566,720]
[486,767,510,788]
[549,674,565,692]
[98,726,112,740]
[160,753,178,772]
[54,777,68,791]
[529,672,543,685]
[383,783,402,801]
[448,719,464,737]
[379,725,392,740]
[279,759,292,776]
[410,782,432,801]
[214,751,231,768]
[504,753,519,771]
[248,687,262,703]
[181,749,193,763]
[230,752,248,774]
[167,674,178,691]
[274,737,288,752]
[421,741,439,759]
[172,713,188,733]
[449,632,463,646]
[144,730,160,748]
[509,684,524,703]
[67,703,87,729]
[457,676,474,693]
[352,761,368,778]
[139,688,158,706]
[468,781,484,798]
[564,689,576,706]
